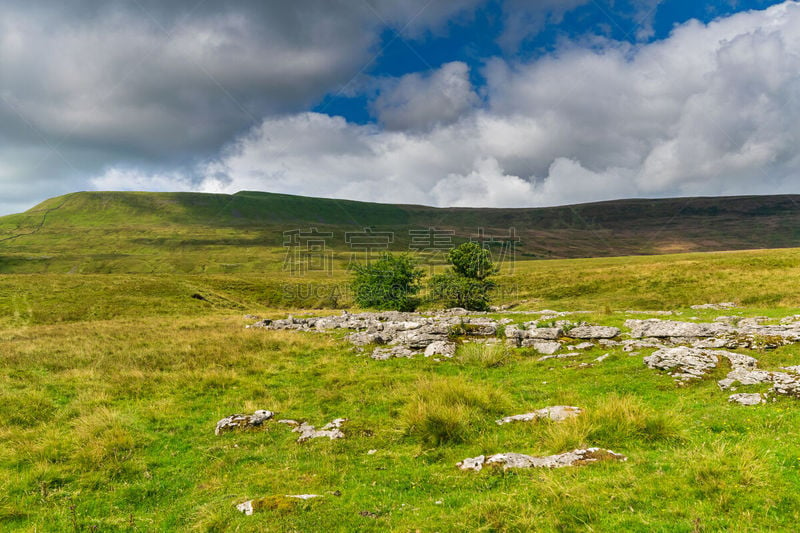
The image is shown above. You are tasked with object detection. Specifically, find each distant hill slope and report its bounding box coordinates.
[1,190,800,273]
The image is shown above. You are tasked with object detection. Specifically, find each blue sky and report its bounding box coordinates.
[318,0,787,123]
[1,0,798,214]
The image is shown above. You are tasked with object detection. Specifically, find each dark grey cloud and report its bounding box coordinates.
[0,0,482,213]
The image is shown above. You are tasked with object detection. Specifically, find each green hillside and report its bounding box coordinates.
[2,190,800,274]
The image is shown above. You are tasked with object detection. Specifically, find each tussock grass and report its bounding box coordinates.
[402,376,512,445]
[457,342,512,368]
[539,394,686,452]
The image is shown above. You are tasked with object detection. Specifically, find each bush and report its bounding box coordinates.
[429,271,494,311]
[447,242,497,281]
[428,242,498,310]
[350,254,424,311]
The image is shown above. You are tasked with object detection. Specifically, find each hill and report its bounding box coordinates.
[1,190,800,273]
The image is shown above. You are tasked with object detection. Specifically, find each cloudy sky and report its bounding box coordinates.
[1,0,799,215]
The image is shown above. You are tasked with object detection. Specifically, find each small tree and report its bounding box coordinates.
[429,242,497,311]
[350,253,424,311]
[446,242,498,280]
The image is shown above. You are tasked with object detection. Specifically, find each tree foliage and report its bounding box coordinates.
[429,242,497,311]
[350,253,424,311]
[447,241,498,281]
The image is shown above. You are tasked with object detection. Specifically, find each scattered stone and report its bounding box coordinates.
[496,406,582,425]
[572,342,595,350]
[526,341,561,355]
[359,511,379,519]
[293,418,348,443]
[457,448,627,472]
[538,352,579,361]
[567,325,620,339]
[691,302,737,310]
[424,341,456,358]
[371,346,416,360]
[367,449,377,455]
[215,410,274,435]
[236,494,322,515]
[728,393,766,405]
[595,353,610,362]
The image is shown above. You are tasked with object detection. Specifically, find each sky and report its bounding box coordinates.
[1,0,799,215]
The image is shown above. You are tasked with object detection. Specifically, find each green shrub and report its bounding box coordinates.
[428,242,498,310]
[429,271,494,311]
[350,253,424,311]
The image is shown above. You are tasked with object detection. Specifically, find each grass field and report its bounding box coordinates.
[3,245,800,531]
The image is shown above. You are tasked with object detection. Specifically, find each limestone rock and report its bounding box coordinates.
[625,319,730,339]
[458,448,627,472]
[691,302,737,310]
[728,393,766,405]
[424,341,456,358]
[371,346,416,360]
[524,341,561,354]
[215,410,274,435]
[293,418,347,443]
[521,327,562,340]
[644,347,756,382]
[572,342,595,350]
[496,406,582,425]
[567,325,620,339]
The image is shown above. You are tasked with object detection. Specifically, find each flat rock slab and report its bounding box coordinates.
[496,406,582,425]
[643,347,757,382]
[566,325,620,339]
[524,341,561,354]
[286,418,348,443]
[215,410,274,435]
[729,393,766,405]
[457,448,627,472]
[625,319,730,338]
[371,346,416,360]
[691,303,737,310]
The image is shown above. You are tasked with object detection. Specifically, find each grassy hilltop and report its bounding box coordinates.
[3,191,800,530]
[3,190,800,274]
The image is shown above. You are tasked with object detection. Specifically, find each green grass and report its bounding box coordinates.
[5,226,800,528]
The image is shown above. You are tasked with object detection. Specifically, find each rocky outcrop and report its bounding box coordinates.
[457,448,627,472]
[496,406,582,425]
[644,347,757,382]
[626,319,730,339]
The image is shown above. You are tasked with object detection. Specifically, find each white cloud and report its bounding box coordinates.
[166,1,800,208]
[372,62,480,130]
